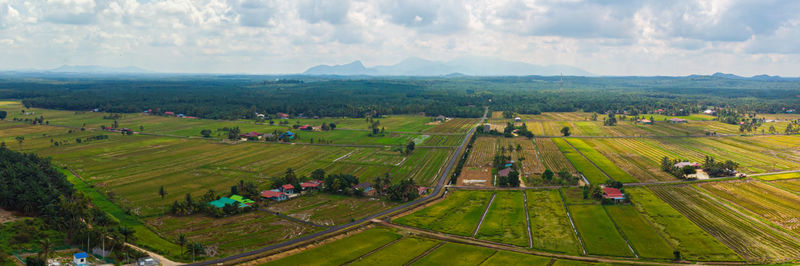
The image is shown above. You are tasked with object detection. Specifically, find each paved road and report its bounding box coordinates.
[190,107,489,266]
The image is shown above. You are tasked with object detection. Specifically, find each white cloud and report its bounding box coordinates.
[0,0,799,76]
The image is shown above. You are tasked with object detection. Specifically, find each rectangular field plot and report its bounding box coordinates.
[466,137,497,167]
[604,205,674,259]
[424,118,479,133]
[772,179,800,192]
[568,205,633,257]
[147,213,322,257]
[757,172,800,181]
[476,191,529,247]
[394,191,493,236]
[624,187,740,262]
[350,237,439,266]
[582,138,675,182]
[534,138,577,174]
[512,138,544,177]
[411,242,496,266]
[565,138,637,182]
[265,193,397,226]
[650,185,800,262]
[698,180,800,235]
[262,228,401,266]
[526,190,581,255]
[552,138,608,185]
[480,250,553,265]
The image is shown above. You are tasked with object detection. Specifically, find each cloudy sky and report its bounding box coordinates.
[1,0,799,76]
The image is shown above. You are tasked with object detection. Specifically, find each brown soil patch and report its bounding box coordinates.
[457,167,492,187]
[0,207,20,223]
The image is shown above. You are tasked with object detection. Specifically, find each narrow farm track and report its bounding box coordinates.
[472,193,497,237]
[558,190,587,256]
[341,236,404,265]
[404,241,445,266]
[259,208,332,228]
[523,191,533,249]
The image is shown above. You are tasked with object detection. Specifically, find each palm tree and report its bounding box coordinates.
[177,234,187,257]
[38,238,54,262]
[118,226,135,261]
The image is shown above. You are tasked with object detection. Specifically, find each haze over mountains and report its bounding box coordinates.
[303,57,593,76]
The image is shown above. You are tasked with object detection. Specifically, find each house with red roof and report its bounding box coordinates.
[300,181,321,190]
[281,184,295,194]
[164,111,175,116]
[602,187,625,202]
[239,131,262,140]
[261,190,287,201]
[298,124,312,131]
[277,112,289,119]
[417,186,428,195]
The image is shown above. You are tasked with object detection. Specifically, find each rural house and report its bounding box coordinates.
[354,182,374,195]
[435,115,446,122]
[674,162,701,168]
[240,131,262,140]
[300,180,323,190]
[164,111,174,116]
[261,190,288,201]
[668,118,688,124]
[73,252,88,266]
[636,119,653,125]
[281,184,295,194]
[602,187,625,202]
[497,168,512,177]
[277,112,289,119]
[417,186,428,195]
[514,117,522,122]
[209,197,245,208]
[704,109,715,114]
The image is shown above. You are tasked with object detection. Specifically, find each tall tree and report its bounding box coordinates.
[159,186,167,199]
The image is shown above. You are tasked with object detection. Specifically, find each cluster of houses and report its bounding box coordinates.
[238,131,294,141]
[260,180,324,201]
[142,109,197,119]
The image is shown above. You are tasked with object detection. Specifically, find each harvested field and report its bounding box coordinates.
[650,185,800,262]
[466,137,497,167]
[425,118,478,133]
[756,172,800,181]
[772,179,800,193]
[513,138,544,177]
[534,138,576,174]
[265,193,397,226]
[457,167,492,187]
[698,180,800,234]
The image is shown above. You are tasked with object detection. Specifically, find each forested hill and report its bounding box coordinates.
[0,75,797,119]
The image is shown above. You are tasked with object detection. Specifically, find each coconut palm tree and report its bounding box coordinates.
[38,238,54,262]
[177,234,187,257]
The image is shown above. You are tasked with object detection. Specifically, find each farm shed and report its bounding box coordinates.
[261,190,287,201]
[230,195,255,206]
[209,197,245,208]
[637,119,653,124]
[602,187,625,201]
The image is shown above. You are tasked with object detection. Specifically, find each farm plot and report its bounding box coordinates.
[758,172,800,181]
[687,137,800,173]
[604,205,674,259]
[466,137,497,167]
[262,228,401,266]
[394,191,493,236]
[567,205,633,257]
[552,138,608,185]
[534,138,576,174]
[421,135,463,146]
[516,138,545,176]
[565,138,637,183]
[624,187,740,262]
[265,193,397,226]
[527,190,581,255]
[583,139,675,182]
[480,250,553,265]
[147,213,321,257]
[698,180,800,234]
[350,237,439,266]
[476,191,529,247]
[425,118,478,133]
[772,179,800,193]
[650,185,800,262]
[411,242,496,266]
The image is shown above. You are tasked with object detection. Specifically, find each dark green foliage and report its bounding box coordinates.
[0,110,6,120]
[541,169,554,181]
[200,129,212,138]
[323,174,360,196]
[560,126,570,136]
[386,179,419,202]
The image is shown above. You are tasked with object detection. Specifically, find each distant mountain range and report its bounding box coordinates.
[303,57,593,76]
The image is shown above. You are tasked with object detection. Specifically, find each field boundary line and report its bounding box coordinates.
[404,241,445,266]
[562,137,614,182]
[522,191,533,249]
[558,189,587,255]
[473,192,497,237]
[601,206,639,259]
[690,184,800,242]
[478,250,499,265]
[341,236,404,265]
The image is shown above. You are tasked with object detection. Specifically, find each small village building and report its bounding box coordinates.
[417,186,428,195]
[298,124,312,131]
[602,187,625,202]
[261,190,287,201]
[483,123,491,132]
[514,117,522,122]
[668,118,688,124]
[240,131,262,140]
[673,162,701,168]
[497,168,512,177]
[703,109,715,114]
[277,112,289,119]
[281,184,295,194]
[209,197,245,208]
[164,111,175,116]
[281,131,295,140]
[354,182,373,192]
[435,115,446,122]
[176,114,185,118]
[300,180,322,190]
[655,109,664,113]
[73,252,88,266]
[637,119,653,125]
[787,109,795,113]
[229,195,255,206]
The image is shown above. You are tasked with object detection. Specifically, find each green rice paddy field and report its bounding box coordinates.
[475,191,528,247]
[394,191,493,236]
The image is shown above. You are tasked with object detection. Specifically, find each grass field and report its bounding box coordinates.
[755,172,800,181]
[526,190,581,254]
[604,205,673,259]
[476,191,528,247]
[552,138,608,185]
[350,237,439,266]
[394,191,493,236]
[567,205,633,257]
[265,193,397,226]
[534,138,577,174]
[698,180,800,235]
[565,138,637,182]
[146,213,320,257]
[650,185,800,262]
[411,242,496,266]
[262,228,401,266]
[624,187,740,262]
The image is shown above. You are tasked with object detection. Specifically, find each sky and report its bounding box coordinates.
[1,0,799,76]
